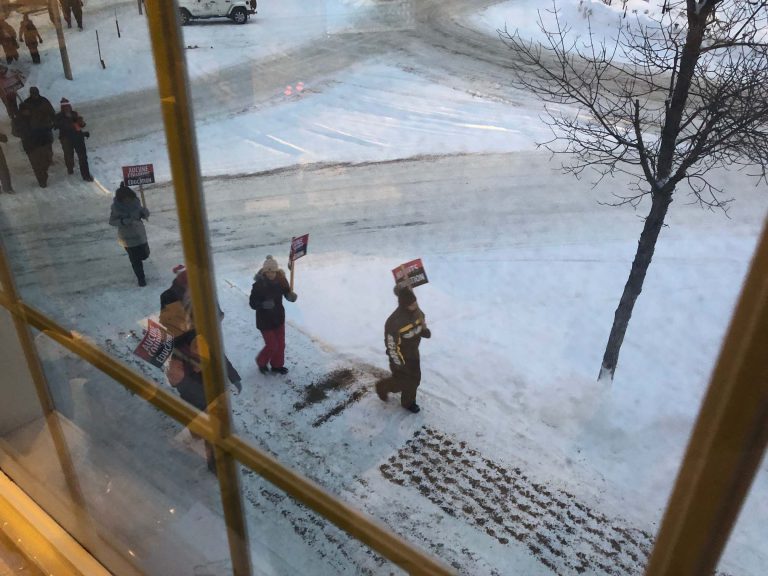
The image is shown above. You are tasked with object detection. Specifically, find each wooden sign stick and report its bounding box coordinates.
[139,182,148,217]
[289,238,296,291]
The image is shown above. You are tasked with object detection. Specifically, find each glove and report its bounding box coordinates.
[421,328,431,339]
[82,131,89,138]
[285,292,297,302]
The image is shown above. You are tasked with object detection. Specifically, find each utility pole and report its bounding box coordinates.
[48,0,72,80]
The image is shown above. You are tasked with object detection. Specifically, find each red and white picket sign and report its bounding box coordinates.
[290,234,309,262]
[288,233,309,291]
[133,318,174,369]
[122,163,155,210]
[392,258,429,290]
[122,163,155,186]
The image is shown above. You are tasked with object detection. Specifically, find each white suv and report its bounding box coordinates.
[178,0,257,25]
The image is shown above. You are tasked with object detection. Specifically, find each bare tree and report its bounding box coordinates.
[500,0,768,380]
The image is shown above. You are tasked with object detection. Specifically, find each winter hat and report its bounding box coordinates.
[397,287,417,307]
[29,86,39,97]
[262,255,279,273]
[172,264,188,288]
[60,98,72,113]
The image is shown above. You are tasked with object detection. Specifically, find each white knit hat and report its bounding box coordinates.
[262,255,279,273]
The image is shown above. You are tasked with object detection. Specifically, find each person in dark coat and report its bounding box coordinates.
[0,131,12,193]
[17,87,54,187]
[160,266,241,474]
[159,265,241,390]
[54,98,92,181]
[108,182,150,286]
[376,287,431,413]
[18,14,42,64]
[165,328,217,472]
[0,18,18,64]
[60,0,83,30]
[249,255,297,374]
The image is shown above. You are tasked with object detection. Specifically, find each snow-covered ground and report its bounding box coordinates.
[0,1,766,575]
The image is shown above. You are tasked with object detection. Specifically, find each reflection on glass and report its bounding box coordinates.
[240,463,404,576]
[4,330,233,575]
[0,528,44,576]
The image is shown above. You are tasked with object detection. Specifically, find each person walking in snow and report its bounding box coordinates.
[109,182,150,286]
[54,98,93,181]
[0,64,21,120]
[18,14,42,64]
[159,265,242,389]
[17,87,55,187]
[0,131,12,193]
[249,255,297,375]
[376,287,431,413]
[159,265,241,474]
[60,0,84,30]
[0,18,18,64]
[163,323,216,473]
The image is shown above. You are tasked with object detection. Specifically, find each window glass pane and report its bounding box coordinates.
[241,463,404,575]
[0,330,233,574]
[0,0,767,574]
[0,3,178,362]
[186,1,768,574]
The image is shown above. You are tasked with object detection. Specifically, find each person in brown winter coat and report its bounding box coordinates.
[18,14,42,64]
[0,18,18,64]
[376,287,431,414]
[160,265,242,474]
[159,265,242,389]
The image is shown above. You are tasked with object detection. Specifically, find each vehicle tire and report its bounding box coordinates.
[230,7,248,24]
[179,8,191,25]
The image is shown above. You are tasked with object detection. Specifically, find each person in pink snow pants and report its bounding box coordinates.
[249,255,297,375]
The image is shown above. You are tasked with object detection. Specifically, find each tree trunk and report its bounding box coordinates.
[600,193,672,381]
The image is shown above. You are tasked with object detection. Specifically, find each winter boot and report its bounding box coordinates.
[405,402,421,414]
[271,366,289,375]
[258,366,269,375]
[375,380,388,402]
